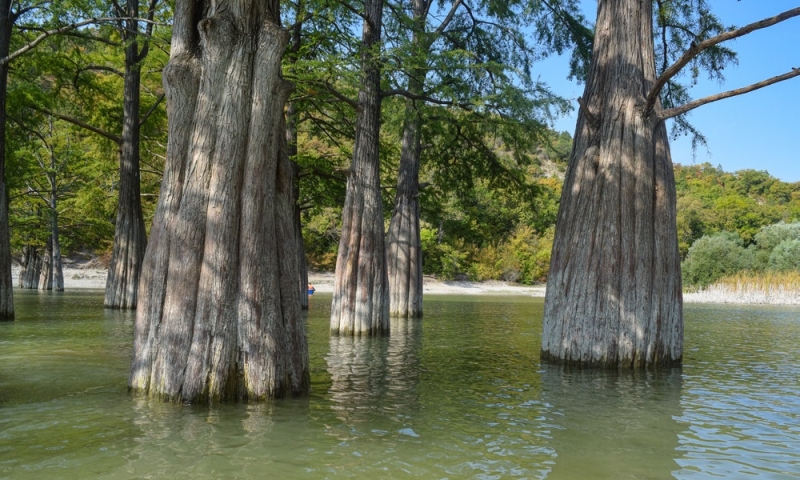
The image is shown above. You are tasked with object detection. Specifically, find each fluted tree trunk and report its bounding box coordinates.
[386,99,422,318]
[104,1,149,309]
[541,0,683,368]
[540,1,800,368]
[386,3,425,320]
[129,0,309,403]
[330,0,389,336]
[18,245,41,289]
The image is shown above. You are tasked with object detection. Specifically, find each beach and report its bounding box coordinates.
[10,265,799,304]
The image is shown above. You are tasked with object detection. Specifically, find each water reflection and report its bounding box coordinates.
[539,366,683,479]
[325,318,422,426]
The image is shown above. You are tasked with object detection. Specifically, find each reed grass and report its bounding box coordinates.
[684,271,800,305]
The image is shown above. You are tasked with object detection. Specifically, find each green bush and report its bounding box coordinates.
[752,222,800,269]
[682,232,754,288]
[768,239,800,271]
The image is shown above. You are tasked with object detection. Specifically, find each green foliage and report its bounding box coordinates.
[768,240,800,272]
[674,163,799,256]
[751,222,800,269]
[682,221,800,288]
[681,232,754,288]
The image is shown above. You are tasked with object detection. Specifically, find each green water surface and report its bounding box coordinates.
[1,290,798,479]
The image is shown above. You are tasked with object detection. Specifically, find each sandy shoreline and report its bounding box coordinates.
[10,266,799,304]
[10,266,547,296]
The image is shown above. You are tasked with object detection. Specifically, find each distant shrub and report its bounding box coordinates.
[752,222,800,270]
[768,239,800,271]
[682,232,755,288]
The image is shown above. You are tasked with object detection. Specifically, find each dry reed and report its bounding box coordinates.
[684,271,800,305]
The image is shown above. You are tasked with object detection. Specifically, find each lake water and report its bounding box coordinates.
[1,290,799,479]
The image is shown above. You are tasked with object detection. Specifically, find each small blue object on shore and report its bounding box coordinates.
[308,285,315,295]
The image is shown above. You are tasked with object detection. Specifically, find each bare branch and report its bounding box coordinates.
[1,17,161,66]
[644,7,800,116]
[659,68,800,120]
[381,88,473,110]
[335,0,366,22]
[30,106,121,144]
[139,93,165,127]
[433,0,462,36]
[79,65,125,78]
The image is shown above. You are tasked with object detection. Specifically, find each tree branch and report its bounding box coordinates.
[139,93,165,127]
[79,65,125,78]
[659,68,800,120]
[381,88,473,110]
[1,17,158,66]
[433,0,462,36]
[30,106,121,144]
[644,7,800,116]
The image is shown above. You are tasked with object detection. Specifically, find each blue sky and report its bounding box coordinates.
[538,1,800,183]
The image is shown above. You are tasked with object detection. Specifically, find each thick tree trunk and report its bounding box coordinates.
[105,12,147,309]
[129,0,309,403]
[18,245,41,289]
[386,101,423,318]
[0,0,13,320]
[541,0,683,368]
[330,0,389,335]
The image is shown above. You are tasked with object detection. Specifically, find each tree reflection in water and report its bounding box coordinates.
[326,318,422,426]
[539,365,684,479]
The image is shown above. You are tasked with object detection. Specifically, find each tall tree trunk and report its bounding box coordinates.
[49,158,63,291]
[18,245,41,289]
[330,0,388,336]
[105,8,148,309]
[541,0,682,368]
[0,0,13,320]
[285,3,309,310]
[130,0,309,403]
[287,103,308,310]
[386,99,423,318]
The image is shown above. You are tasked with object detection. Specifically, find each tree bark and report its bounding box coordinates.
[386,100,423,318]
[386,0,427,319]
[330,0,389,335]
[104,3,148,309]
[129,0,309,403]
[541,0,683,368]
[0,0,14,320]
[18,245,41,289]
[38,236,52,291]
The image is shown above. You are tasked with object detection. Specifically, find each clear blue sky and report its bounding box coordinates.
[538,1,800,183]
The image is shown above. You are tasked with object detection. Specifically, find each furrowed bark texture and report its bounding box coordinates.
[105,8,148,309]
[0,0,13,320]
[386,101,423,318]
[129,0,309,403]
[541,0,683,368]
[38,236,52,290]
[330,0,389,335]
[18,245,41,289]
[386,0,426,319]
